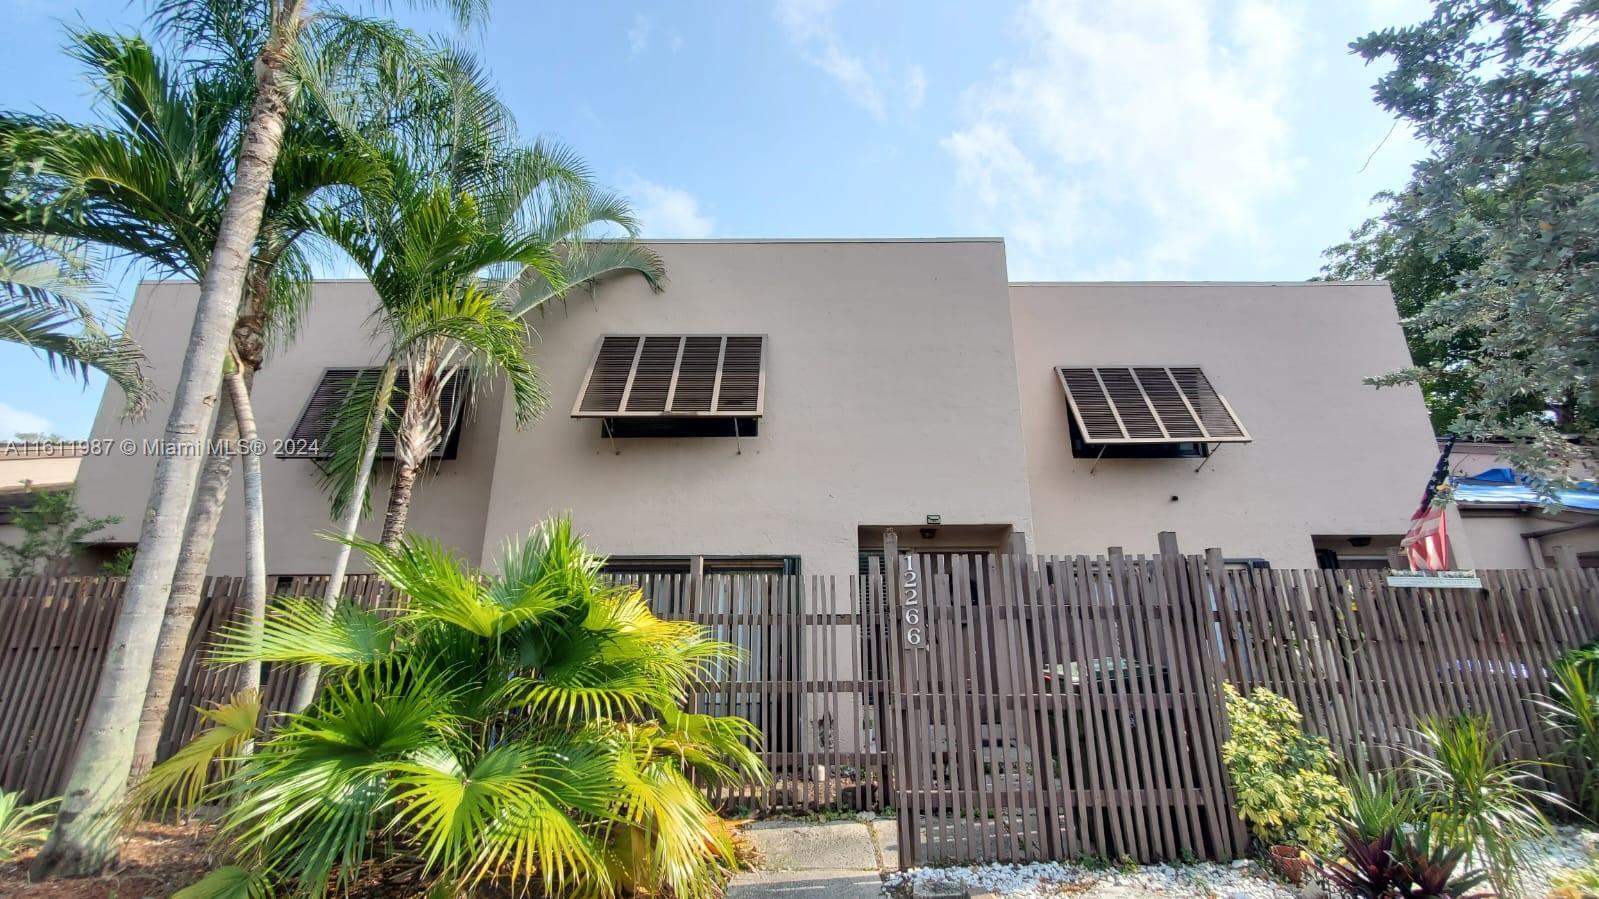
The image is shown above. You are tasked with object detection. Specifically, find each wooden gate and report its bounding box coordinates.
[873,542,1244,867]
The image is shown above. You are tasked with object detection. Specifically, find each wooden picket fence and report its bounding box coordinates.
[2,551,1597,872]
[876,543,1599,868]
[0,571,887,816]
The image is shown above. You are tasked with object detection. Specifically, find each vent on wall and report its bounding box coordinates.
[279,368,467,460]
[573,335,766,419]
[1056,366,1250,445]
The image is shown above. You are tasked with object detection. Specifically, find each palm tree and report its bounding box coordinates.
[0,21,390,788]
[0,235,150,413]
[291,68,663,710]
[140,517,764,897]
[12,4,474,874]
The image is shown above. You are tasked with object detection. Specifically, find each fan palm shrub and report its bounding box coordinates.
[145,517,764,898]
[1409,714,1563,897]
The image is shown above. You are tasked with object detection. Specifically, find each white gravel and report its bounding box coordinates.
[885,859,1293,898]
[883,827,1599,898]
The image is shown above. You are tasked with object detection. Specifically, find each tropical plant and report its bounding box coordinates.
[1321,821,1493,899]
[294,56,663,710]
[1409,714,1562,896]
[0,790,57,862]
[1,10,472,872]
[1220,683,1351,858]
[0,235,149,414]
[1537,648,1599,821]
[145,517,764,898]
[99,546,135,577]
[1344,768,1421,842]
[0,483,119,577]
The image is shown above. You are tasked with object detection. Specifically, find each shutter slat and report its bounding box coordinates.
[1057,365,1249,445]
[714,336,764,414]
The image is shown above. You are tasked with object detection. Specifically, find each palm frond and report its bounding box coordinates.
[132,689,262,814]
[210,597,395,669]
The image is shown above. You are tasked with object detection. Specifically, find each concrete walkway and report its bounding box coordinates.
[729,817,898,898]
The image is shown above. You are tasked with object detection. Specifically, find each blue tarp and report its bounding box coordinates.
[1452,467,1599,511]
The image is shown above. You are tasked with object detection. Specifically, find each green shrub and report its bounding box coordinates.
[1220,683,1350,857]
[148,517,767,899]
[1342,768,1419,842]
[0,790,56,861]
[1409,714,1562,898]
[1538,648,1599,821]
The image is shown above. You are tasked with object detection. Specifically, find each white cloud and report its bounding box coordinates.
[628,15,682,56]
[775,0,923,119]
[944,0,1303,278]
[0,401,51,440]
[624,178,715,239]
[628,14,651,55]
[904,64,927,110]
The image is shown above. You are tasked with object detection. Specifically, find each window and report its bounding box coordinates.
[573,335,765,439]
[1056,365,1250,460]
[280,368,466,460]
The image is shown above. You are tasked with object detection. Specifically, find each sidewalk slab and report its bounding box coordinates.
[743,820,880,872]
[729,869,884,898]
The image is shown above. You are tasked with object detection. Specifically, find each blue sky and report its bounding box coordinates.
[0,0,1430,439]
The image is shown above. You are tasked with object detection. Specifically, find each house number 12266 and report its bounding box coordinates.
[902,556,927,649]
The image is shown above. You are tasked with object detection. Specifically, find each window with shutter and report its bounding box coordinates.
[279,368,468,460]
[1056,365,1249,459]
[573,335,766,439]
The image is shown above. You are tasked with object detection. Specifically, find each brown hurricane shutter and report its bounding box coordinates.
[1056,365,1250,444]
[572,335,766,418]
[280,367,467,459]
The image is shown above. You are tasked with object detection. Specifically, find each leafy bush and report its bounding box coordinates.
[1320,821,1492,899]
[1537,648,1599,821]
[1409,714,1562,897]
[149,517,766,898]
[1220,683,1351,857]
[0,790,56,861]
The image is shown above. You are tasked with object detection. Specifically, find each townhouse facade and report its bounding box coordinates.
[75,238,1449,577]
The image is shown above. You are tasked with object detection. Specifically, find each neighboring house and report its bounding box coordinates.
[1444,439,1599,569]
[76,239,1445,576]
[0,441,89,568]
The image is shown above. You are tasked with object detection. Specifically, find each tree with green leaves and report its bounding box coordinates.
[0,235,149,415]
[138,517,764,898]
[295,59,662,710]
[1325,0,1598,491]
[0,484,119,577]
[0,8,398,793]
[15,0,485,877]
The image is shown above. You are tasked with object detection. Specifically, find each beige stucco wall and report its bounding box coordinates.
[0,449,80,490]
[479,239,1036,577]
[77,280,504,573]
[1010,282,1440,568]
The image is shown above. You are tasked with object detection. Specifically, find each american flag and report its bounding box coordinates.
[1402,438,1456,571]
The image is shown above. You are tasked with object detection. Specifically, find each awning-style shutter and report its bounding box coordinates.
[279,368,466,460]
[1056,366,1249,444]
[573,335,766,418]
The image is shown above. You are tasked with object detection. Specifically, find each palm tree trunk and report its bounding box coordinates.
[288,362,396,713]
[225,363,267,697]
[32,14,302,878]
[378,461,420,550]
[126,378,241,785]
[126,259,274,785]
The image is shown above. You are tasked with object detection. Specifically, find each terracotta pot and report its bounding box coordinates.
[1269,844,1309,884]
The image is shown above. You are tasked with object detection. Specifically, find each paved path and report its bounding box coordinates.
[729,817,898,898]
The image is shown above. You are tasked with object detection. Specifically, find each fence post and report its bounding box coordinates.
[883,529,900,606]
[1157,531,1180,559]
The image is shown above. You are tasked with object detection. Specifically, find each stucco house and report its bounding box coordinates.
[76,238,1455,577]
